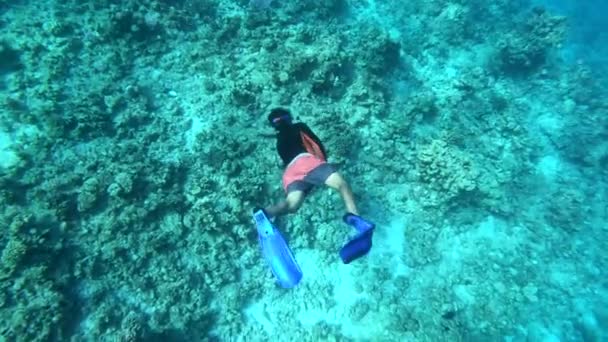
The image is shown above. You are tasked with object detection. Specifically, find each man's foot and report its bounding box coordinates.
[253,206,272,219]
[343,213,375,233]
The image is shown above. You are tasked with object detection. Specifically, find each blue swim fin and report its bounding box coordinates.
[254,209,302,288]
[339,214,375,264]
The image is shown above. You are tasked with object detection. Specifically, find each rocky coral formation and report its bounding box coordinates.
[545,180,588,233]
[0,0,605,340]
[496,7,567,73]
[416,139,479,205]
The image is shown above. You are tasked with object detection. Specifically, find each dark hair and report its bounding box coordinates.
[267,108,293,130]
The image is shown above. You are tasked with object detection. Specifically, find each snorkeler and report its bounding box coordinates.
[252,108,376,286]
[259,108,354,216]
[259,107,374,232]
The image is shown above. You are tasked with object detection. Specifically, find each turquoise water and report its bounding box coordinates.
[0,0,606,341]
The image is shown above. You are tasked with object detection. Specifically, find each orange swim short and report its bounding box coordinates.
[282,154,336,194]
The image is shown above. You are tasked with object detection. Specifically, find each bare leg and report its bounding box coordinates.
[324,172,359,215]
[265,190,306,218]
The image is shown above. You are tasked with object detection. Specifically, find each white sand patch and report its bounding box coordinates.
[243,300,275,334]
[537,154,562,180]
[243,214,415,340]
[243,246,377,337]
[430,216,530,312]
[0,124,39,169]
[437,216,525,263]
[295,248,393,339]
[0,130,19,169]
[184,116,206,151]
[367,217,410,277]
[536,112,564,133]
[294,249,363,325]
[242,249,332,335]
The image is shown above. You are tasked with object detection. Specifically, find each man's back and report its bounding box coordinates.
[276,122,326,165]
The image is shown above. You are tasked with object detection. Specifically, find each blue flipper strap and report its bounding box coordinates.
[343,213,375,232]
[340,214,375,264]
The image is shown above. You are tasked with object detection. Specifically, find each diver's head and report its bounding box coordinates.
[268,107,293,130]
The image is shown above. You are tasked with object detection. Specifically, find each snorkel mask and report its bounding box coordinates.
[271,114,292,128]
[268,108,294,130]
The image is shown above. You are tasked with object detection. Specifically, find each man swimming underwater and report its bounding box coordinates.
[258,108,374,237]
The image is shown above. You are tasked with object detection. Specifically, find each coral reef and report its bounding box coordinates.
[0,0,605,340]
[496,7,567,73]
[416,138,479,205]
